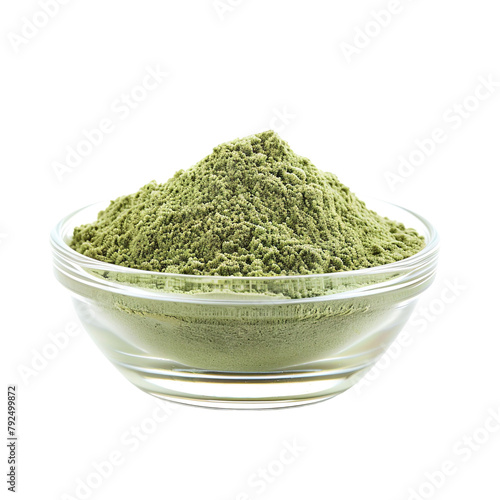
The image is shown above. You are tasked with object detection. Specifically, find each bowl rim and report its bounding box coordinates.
[50,198,439,302]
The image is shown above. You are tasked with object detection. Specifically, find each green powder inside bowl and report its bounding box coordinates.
[70,130,424,276]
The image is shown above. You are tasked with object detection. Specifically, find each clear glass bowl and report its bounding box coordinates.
[50,200,439,409]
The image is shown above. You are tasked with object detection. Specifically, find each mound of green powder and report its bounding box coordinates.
[71,131,425,276]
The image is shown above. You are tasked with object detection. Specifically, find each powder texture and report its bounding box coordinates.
[71,130,425,276]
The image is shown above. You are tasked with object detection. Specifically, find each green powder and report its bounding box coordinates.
[71,130,424,276]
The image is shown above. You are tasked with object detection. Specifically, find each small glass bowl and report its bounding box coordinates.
[50,200,438,409]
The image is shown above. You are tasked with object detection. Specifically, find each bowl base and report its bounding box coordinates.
[112,359,372,409]
[148,391,340,410]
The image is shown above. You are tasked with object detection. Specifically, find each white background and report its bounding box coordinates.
[1,1,500,499]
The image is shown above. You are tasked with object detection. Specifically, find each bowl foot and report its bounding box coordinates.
[113,359,372,409]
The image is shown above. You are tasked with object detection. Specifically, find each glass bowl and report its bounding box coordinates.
[50,200,439,409]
